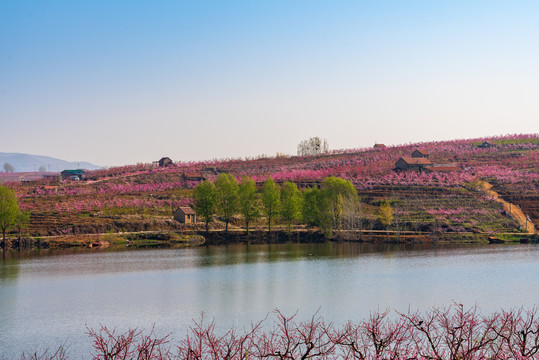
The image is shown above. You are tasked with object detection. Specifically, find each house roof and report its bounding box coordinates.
[374,144,386,148]
[426,166,459,172]
[62,169,86,175]
[184,172,204,178]
[398,157,432,165]
[412,149,430,155]
[178,206,196,215]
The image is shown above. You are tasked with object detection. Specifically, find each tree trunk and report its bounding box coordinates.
[225,220,229,234]
[246,221,249,235]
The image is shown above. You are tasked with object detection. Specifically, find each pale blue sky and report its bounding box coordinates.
[1,1,538,167]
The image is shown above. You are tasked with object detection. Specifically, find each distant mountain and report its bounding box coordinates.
[0,152,101,172]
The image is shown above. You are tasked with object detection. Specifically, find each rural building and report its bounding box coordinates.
[183,172,206,181]
[174,206,196,224]
[477,141,496,149]
[202,167,225,175]
[395,157,432,172]
[411,149,430,159]
[158,157,173,167]
[373,144,386,149]
[21,174,45,182]
[424,164,460,173]
[61,169,85,180]
[42,173,61,182]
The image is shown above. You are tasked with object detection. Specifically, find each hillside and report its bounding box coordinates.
[0,152,100,173]
[5,134,539,243]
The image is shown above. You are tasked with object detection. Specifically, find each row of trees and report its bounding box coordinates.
[193,174,360,235]
[0,185,30,248]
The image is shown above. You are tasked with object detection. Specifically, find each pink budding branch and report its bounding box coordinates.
[21,304,539,359]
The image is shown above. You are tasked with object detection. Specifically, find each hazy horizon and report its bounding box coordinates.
[4,131,539,171]
[2,1,538,167]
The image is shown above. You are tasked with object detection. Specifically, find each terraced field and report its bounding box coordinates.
[5,134,538,240]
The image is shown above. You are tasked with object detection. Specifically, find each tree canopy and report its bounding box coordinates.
[0,185,20,247]
[214,173,239,233]
[297,137,329,156]
[193,180,217,232]
[280,181,301,233]
[379,200,394,228]
[321,176,358,230]
[261,178,280,234]
[238,177,260,234]
[3,162,14,173]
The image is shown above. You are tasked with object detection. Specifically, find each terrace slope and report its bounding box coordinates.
[8,134,539,240]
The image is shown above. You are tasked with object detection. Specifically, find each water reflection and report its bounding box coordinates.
[1,242,534,278]
[1,242,538,359]
[0,252,20,284]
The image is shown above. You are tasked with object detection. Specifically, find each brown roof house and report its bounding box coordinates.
[174,206,196,224]
[411,149,430,159]
[183,172,206,181]
[395,157,432,172]
[424,164,460,173]
[158,157,173,167]
[373,143,386,149]
[477,141,496,149]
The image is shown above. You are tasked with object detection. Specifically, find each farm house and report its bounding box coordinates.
[174,206,197,224]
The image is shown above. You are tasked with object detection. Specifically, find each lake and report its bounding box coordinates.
[1,242,539,358]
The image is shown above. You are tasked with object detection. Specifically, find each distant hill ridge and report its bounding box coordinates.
[0,152,100,172]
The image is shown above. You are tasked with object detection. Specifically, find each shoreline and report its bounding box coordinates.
[2,229,537,251]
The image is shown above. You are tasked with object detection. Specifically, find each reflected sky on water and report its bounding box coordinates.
[1,242,538,358]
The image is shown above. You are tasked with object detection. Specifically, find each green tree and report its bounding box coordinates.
[321,177,358,231]
[15,210,30,248]
[214,173,239,233]
[280,181,301,233]
[341,194,363,235]
[379,200,394,229]
[0,185,20,248]
[302,187,330,233]
[193,180,217,232]
[261,178,280,234]
[302,187,320,227]
[238,177,260,234]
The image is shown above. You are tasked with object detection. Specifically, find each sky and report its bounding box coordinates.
[1,1,538,167]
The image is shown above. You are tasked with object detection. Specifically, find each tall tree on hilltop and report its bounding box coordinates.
[262,178,280,234]
[238,177,260,234]
[193,180,217,232]
[297,137,329,156]
[3,163,14,173]
[0,185,20,248]
[214,173,239,234]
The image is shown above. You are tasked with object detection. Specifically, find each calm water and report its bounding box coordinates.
[1,242,539,358]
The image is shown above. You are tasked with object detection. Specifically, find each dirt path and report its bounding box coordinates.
[481,181,536,234]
